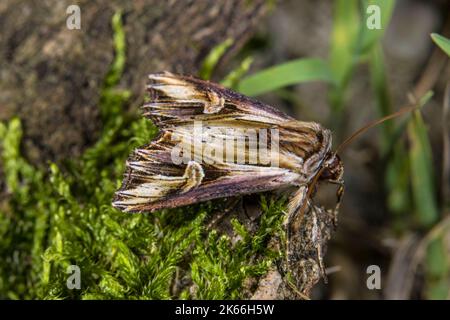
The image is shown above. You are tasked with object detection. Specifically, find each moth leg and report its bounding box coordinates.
[327,179,344,229]
[285,185,309,264]
[285,187,332,293]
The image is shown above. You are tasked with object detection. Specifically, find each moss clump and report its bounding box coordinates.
[0,116,285,299]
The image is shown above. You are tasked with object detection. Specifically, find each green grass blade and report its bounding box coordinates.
[329,0,360,87]
[431,33,450,57]
[221,56,253,89]
[199,38,234,80]
[104,11,126,88]
[369,44,411,216]
[360,0,395,54]
[425,239,449,299]
[407,108,439,227]
[405,93,446,299]
[329,0,394,115]
[369,44,394,142]
[237,58,334,96]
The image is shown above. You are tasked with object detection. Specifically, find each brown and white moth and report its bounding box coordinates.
[112,71,420,297]
[112,71,345,284]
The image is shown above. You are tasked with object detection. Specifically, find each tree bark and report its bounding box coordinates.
[0,0,267,164]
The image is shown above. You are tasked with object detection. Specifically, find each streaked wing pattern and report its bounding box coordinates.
[113,72,332,213]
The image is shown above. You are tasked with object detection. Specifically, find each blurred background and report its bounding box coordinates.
[0,0,449,299]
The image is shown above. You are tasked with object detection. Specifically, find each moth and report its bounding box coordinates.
[112,71,419,297]
[112,71,346,280]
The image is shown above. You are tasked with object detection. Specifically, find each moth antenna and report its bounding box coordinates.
[334,103,421,155]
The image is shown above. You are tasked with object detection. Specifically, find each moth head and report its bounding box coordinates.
[319,152,343,182]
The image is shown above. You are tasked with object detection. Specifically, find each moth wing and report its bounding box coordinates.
[113,72,332,213]
[112,141,300,213]
[143,72,332,172]
[143,71,294,128]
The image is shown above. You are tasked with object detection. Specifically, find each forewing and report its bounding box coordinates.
[143,72,332,173]
[112,139,299,213]
[144,72,294,128]
[113,72,332,213]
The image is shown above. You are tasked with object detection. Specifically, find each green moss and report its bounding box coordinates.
[190,196,285,299]
[0,116,284,299]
